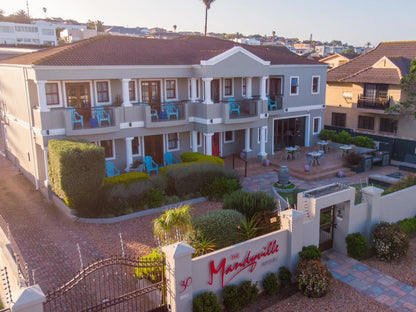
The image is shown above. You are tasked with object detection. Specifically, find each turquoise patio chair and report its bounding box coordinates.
[68,107,84,129]
[95,106,111,127]
[228,98,240,116]
[106,161,120,177]
[141,103,158,120]
[266,95,278,110]
[164,152,179,166]
[165,102,179,120]
[144,156,159,175]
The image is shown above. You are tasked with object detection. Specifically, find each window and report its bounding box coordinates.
[42,29,55,36]
[190,131,202,148]
[364,83,388,98]
[257,127,268,143]
[224,131,234,143]
[96,81,109,103]
[358,115,375,130]
[331,113,346,127]
[290,77,299,95]
[166,79,176,99]
[188,79,200,99]
[313,117,321,134]
[45,83,60,106]
[379,118,398,134]
[167,133,179,151]
[242,78,247,96]
[0,26,13,33]
[99,140,115,159]
[132,137,140,155]
[224,78,233,96]
[129,80,136,102]
[312,76,320,94]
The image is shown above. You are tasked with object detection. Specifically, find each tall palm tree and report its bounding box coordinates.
[173,25,177,32]
[202,0,215,36]
[42,7,47,19]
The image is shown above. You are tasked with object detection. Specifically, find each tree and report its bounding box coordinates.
[201,0,215,36]
[272,30,276,39]
[86,19,96,30]
[42,7,47,18]
[152,205,192,244]
[8,10,30,23]
[95,20,104,32]
[173,24,177,32]
[386,58,416,117]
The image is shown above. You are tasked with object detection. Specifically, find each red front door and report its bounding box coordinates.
[212,133,220,156]
[144,135,164,164]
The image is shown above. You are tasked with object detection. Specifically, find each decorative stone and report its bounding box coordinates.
[338,170,344,178]
[240,151,246,159]
[264,159,270,166]
[278,166,290,185]
[304,164,310,172]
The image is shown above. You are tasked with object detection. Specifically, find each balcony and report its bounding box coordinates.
[144,101,189,128]
[223,99,260,124]
[267,95,283,112]
[357,94,391,110]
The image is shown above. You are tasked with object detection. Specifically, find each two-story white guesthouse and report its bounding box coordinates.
[0,35,327,189]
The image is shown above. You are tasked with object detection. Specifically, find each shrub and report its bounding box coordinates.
[296,260,331,298]
[222,284,240,312]
[345,232,369,260]
[344,151,361,166]
[192,291,223,312]
[144,188,165,208]
[262,272,280,296]
[192,210,245,249]
[298,245,322,261]
[255,211,281,236]
[237,216,260,240]
[135,249,164,283]
[103,172,149,188]
[201,177,241,200]
[334,130,352,144]
[153,205,192,244]
[181,152,224,165]
[278,266,292,288]
[384,175,416,195]
[318,129,336,141]
[352,136,375,148]
[372,222,409,261]
[397,217,416,235]
[189,231,216,257]
[223,190,276,219]
[238,280,258,307]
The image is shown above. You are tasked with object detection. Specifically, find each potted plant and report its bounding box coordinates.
[130,159,143,172]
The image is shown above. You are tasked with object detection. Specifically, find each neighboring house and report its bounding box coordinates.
[0,47,40,60]
[0,35,326,189]
[60,28,98,43]
[105,26,150,37]
[325,41,416,159]
[0,21,57,46]
[315,45,344,57]
[319,53,355,69]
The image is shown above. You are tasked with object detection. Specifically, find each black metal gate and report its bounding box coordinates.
[43,256,166,312]
[319,206,336,251]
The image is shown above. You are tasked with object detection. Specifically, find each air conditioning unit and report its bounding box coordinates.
[342,92,353,99]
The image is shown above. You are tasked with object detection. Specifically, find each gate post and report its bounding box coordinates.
[362,186,384,237]
[162,242,195,312]
[11,285,45,312]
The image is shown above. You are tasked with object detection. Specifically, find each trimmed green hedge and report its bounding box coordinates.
[103,172,149,188]
[223,190,276,219]
[48,139,105,203]
[180,152,224,165]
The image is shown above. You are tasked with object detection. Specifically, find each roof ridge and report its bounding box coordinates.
[339,65,373,82]
[379,40,416,44]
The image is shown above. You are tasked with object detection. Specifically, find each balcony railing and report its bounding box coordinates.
[357,94,391,110]
[268,95,283,111]
[149,101,186,122]
[66,106,117,130]
[226,99,258,119]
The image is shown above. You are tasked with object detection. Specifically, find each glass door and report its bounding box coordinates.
[66,82,91,120]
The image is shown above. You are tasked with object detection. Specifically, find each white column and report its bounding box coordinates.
[243,128,252,152]
[202,78,213,104]
[191,130,198,152]
[258,126,267,157]
[260,76,268,100]
[190,78,197,103]
[204,133,213,155]
[125,137,134,171]
[35,80,50,112]
[246,77,252,99]
[122,78,132,107]
[42,146,49,187]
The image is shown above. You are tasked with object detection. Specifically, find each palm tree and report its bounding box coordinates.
[173,25,177,32]
[202,0,215,36]
[272,30,276,40]
[42,7,47,18]
[153,205,192,244]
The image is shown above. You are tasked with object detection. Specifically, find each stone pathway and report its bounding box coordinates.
[325,251,416,312]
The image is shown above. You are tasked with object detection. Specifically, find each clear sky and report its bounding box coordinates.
[2,0,415,47]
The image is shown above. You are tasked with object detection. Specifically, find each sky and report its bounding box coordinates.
[2,0,415,47]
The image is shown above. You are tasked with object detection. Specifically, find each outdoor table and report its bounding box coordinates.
[339,145,352,158]
[285,146,298,160]
[307,151,321,166]
[317,141,329,153]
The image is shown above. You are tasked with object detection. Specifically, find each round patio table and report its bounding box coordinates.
[285,146,298,160]
[317,141,329,153]
[339,145,352,158]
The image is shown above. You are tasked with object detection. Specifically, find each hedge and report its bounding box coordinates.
[103,172,149,189]
[180,152,224,165]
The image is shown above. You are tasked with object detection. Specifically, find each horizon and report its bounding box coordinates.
[1,0,416,47]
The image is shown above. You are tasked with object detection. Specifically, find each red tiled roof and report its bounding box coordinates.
[327,41,416,84]
[342,68,400,84]
[0,35,319,66]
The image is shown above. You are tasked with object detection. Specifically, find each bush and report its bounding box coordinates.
[223,190,276,219]
[192,291,223,312]
[262,272,280,296]
[372,222,409,261]
[299,245,322,261]
[103,172,149,188]
[397,217,416,235]
[222,284,240,312]
[296,260,331,298]
[334,130,352,144]
[192,210,245,249]
[238,280,258,307]
[344,151,361,166]
[255,211,281,236]
[180,152,224,165]
[318,129,336,141]
[352,136,375,148]
[144,188,165,208]
[278,266,292,288]
[135,249,164,283]
[384,175,416,195]
[345,232,369,260]
[201,177,241,200]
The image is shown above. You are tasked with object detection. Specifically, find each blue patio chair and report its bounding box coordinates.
[165,102,179,120]
[144,156,159,175]
[141,103,158,120]
[164,152,179,166]
[106,161,120,177]
[266,95,278,111]
[228,98,240,116]
[68,107,84,128]
[95,106,111,127]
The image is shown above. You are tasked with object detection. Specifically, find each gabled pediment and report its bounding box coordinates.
[372,56,398,69]
[200,46,270,66]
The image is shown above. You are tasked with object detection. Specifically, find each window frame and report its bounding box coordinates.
[379,118,398,134]
[166,132,180,152]
[223,78,234,98]
[290,76,299,96]
[311,76,320,94]
[313,117,321,134]
[188,78,201,100]
[190,131,202,148]
[98,139,116,160]
[242,77,247,97]
[131,136,141,156]
[331,112,346,127]
[224,131,235,143]
[95,80,111,104]
[357,115,375,130]
[165,79,178,101]
[129,80,138,103]
[45,81,62,107]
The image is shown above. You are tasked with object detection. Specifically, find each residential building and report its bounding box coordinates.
[325,41,416,159]
[0,20,57,46]
[315,45,344,57]
[60,28,98,43]
[0,35,326,189]
[319,53,356,69]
